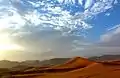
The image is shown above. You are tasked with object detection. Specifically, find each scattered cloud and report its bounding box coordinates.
[9,29,89,59]
[100,25,120,46]
[0,0,118,35]
[107,24,120,31]
[0,0,120,60]
[72,24,120,57]
[105,13,111,16]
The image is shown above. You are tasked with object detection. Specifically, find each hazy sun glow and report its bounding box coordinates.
[0,32,24,59]
[0,44,23,51]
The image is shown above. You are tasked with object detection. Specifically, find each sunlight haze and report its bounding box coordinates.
[0,0,120,61]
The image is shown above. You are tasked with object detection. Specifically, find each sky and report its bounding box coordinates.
[0,0,120,61]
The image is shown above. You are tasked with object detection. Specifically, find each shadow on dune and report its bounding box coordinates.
[9,56,120,78]
[11,57,94,75]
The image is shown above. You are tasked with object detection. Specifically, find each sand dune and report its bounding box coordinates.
[12,56,120,78]
[51,56,94,69]
[20,57,93,74]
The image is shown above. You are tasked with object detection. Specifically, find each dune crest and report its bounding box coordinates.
[52,56,94,69]
[11,56,120,78]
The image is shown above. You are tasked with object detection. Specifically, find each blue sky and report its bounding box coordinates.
[87,4,120,40]
[0,0,120,61]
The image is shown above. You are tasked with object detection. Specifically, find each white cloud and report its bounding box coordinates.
[11,0,20,2]
[0,0,93,37]
[107,24,120,31]
[100,24,120,46]
[78,0,84,5]
[27,1,41,8]
[57,0,64,3]
[89,1,112,14]
[100,33,113,42]
[84,0,94,9]
[0,0,119,60]
[105,13,110,16]
[58,0,76,4]
[58,0,118,15]
[114,0,118,4]
[24,10,41,26]
[0,0,118,35]
[0,5,25,31]
[21,4,92,36]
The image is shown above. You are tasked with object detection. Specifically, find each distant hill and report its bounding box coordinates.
[20,60,41,67]
[89,55,120,61]
[0,55,120,69]
[0,60,19,68]
[39,58,70,66]
[1,56,120,78]
[0,58,70,69]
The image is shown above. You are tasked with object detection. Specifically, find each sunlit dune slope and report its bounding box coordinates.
[34,62,120,78]
[23,56,94,73]
[12,56,120,78]
[59,62,120,78]
[51,56,94,69]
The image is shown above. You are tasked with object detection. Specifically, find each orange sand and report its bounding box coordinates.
[12,57,120,78]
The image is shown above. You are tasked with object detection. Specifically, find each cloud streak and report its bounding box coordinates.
[100,24,120,46]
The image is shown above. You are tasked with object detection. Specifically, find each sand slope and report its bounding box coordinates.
[12,57,120,78]
[51,57,94,69]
